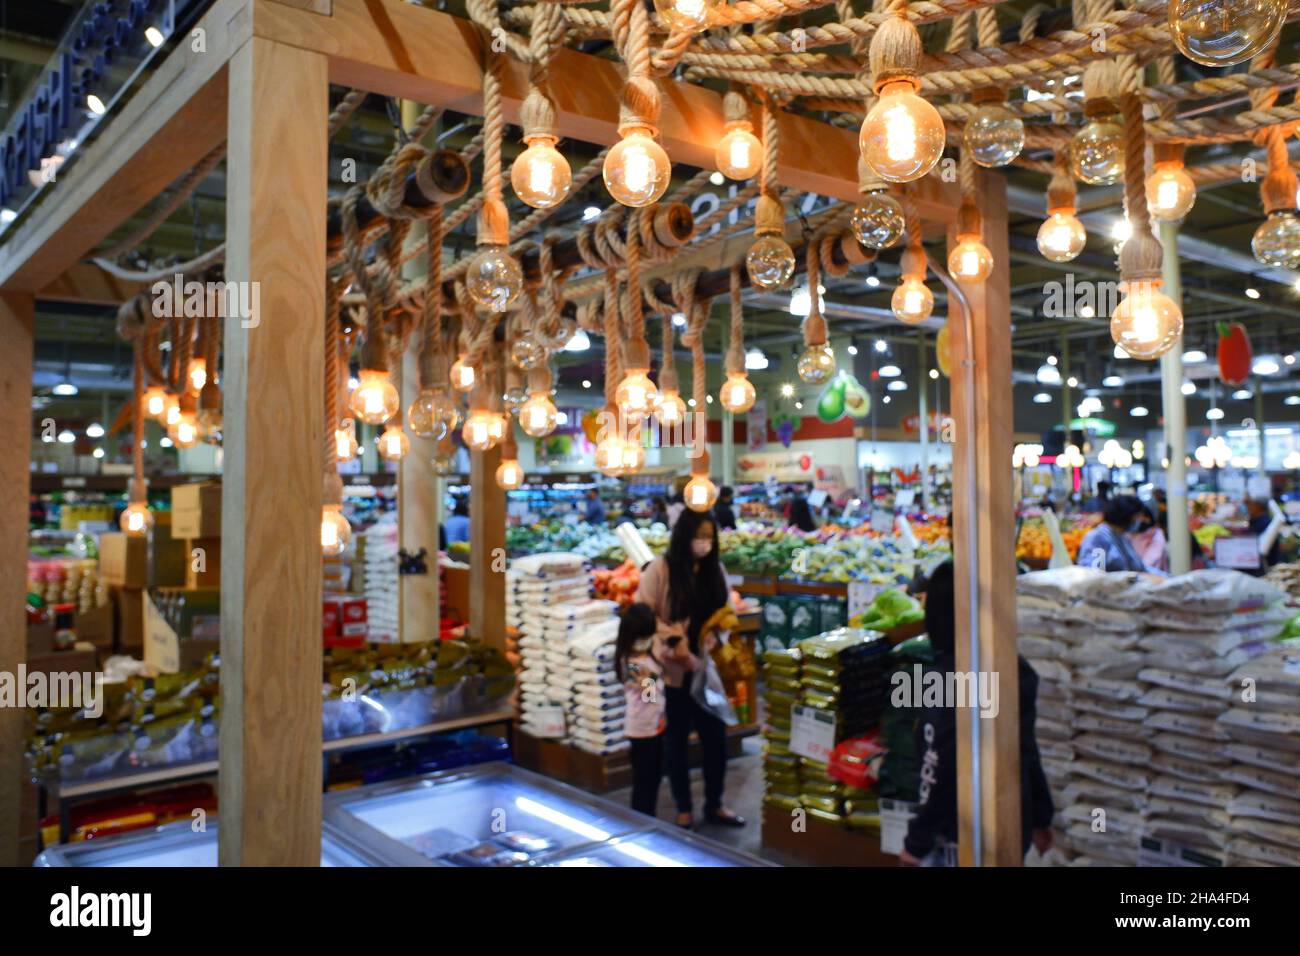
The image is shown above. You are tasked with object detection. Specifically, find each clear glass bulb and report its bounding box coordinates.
[449,357,476,392]
[595,434,627,477]
[462,409,503,451]
[466,244,523,312]
[615,369,659,421]
[719,372,756,413]
[510,135,572,209]
[496,457,525,491]
[603,128,671,207]
[850,191,906,250]
[510,336,547,370]
[653,0,718,31]
[502,383,528,413]
[684,474,719,512]
[334,422,359,461]
[321,504,352,556]
[859,80,946,183]
[376,424,409,461]
[1071,118,1124,185]
[187,358,207,393]
[654,389,687,427]
[947,235,994,283]
[519,392,558,437]
[963,103,1024,168]
[170,411,199,449]
[797,344,836,385]
[619,437,646,474]
[198,406,223,446]
[892,277,934,324]
[349,368,400,424]
[1111,282,1183,360]
[407,389,460,440]
[1168,0,1286,66]
[746,234,796,290]
[715,126,763,180]
[120,502,153,536]
[143,385,168,420]
[1251,210,1300,268]
[1146,163,1197,222]
[164,395,181,429]
[1036,211,1087,262]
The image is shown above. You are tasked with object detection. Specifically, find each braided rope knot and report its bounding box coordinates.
[115,292,168,341]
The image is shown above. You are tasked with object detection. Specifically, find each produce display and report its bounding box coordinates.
[505,520,668,563]
[591,560,640,607]
[1192,522,1232,552]
[1016,512,1099,563]
[849,588,924,632]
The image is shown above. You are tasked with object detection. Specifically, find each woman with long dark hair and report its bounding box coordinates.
[634,507,744,829]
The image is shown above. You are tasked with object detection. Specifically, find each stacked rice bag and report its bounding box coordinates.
[566,617,625,755]
[761,646,802,813]
[361,516,399,642]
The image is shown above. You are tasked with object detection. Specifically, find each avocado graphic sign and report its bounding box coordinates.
[816,371,871,423]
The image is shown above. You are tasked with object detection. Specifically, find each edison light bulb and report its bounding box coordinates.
[377,424,409,461]
[334,423,359,461]
[510,135,572,209]
[797,344,836,385]
[349,368,400,424]
[1111,282,1183,360]
[321,504,352,556]
[1168,0,1285,66]
[187,357,207,393]
[1251,210,1300,268]
[170,411,199,449]
[963,103,1024,168]
[719,373,757,413]
[654,389,687,427]
[164,395,181,429]
[746,234,796,290]
[407,389,457,439]
[466,244,523,311]
[595,434,626,477]
[715,125,763,180]
[1146,163,1197,222]
[503,382,528,413]
[510,337,547,370]
[892,277,934,324]
[120,502,153,536]
[1071,118,1124,185]
[619,437,646,473]
[604,128,671,207]
[616,369,659,421]
[850,191,906,250]
[948,235,994,283]
[859,81,946,183]
[462,409,504,451]
[496,457,525,491]
[142,385,168,420]
[684,473,719,512]
[198,405,223,445]
[519,392,559,437]
[1037,211,1087,262]
[653,0,718,31]
[450,357,475,392]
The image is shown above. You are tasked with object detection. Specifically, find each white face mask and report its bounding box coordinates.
[691,539,712,559]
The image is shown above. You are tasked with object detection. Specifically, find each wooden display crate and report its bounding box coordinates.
[760,804,897,866]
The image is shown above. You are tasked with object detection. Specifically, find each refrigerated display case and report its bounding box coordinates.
[325,762,767,867]
[34,820,384,867]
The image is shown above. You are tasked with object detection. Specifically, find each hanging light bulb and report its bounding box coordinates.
[619,434,646,474]
[746,234,796,291]
[594,432,627,477]
[892,277,934,324]
[502,381,528,413]
[169,409,199,449]
[1071,116,1124,186]
[719,372,757,413]
[408,390,460,440]
[376,423,409,461]
[163,394,182,430]
[1168,0,1286,67]
[796,344,836,385]
[850,189,906,250]
[349,368,400,424]
[198,383,223,446]
[654,388,687,427]
[462,409,505,451]
[604,127,671,207]
[1111,280,1183,360]
[860,80,946,183]
[334,420,359,461]
[684,472,719,512]
[518,391,559,437]
[466,245,524,311]
[510,135,572,209]
[510,337,547,370]
[495,455,525,491]
[1037,211,1088,262]
[142,385,168,420]
[947,234,994,284]
[186,357,207,393]
[321,503,352,556]
[615,368,659,422]
[1251,209,1300,268]
[450,356,476,392]
[715,124,762,181]
[963,100,1024,168]
[653,0,718,32]
[119,501,154,536]
[1146,161,1197,222]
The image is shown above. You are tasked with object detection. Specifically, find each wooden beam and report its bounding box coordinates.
[38,263,146,306]
[950,168,1020,867]
[254,0,957,217]
[0,292,33,866]
[469,439,506,652]
[0,0,250,293]
[219,35,328,866]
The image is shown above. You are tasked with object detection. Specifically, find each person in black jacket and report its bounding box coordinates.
[899,561,1055,865]
[713,486,738,530]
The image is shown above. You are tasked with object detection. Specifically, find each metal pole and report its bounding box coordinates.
[1159,221,1190,574]
[917,330,929,512]
[1255,378,1266,482]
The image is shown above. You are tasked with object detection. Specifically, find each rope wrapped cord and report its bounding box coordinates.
[725,265,747,376]
[1116,59,1164,286]
[610,0,662,135]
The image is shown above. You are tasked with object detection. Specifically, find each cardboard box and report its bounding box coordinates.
[99,533,147,588]
[25,647,98,680]
[151,511,188,587]
[114,587,145,655]
[184,537,221,589]
[74,603,115,655]
[26,622,55,657]
[171,482,222,539]
[323,595,365,648]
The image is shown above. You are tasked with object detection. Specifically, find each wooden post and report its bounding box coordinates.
[470,379,506,651]
[1159,221,1191,574]
[0,292,33,866]
[949,168,1021,867]
[219,36,328,866]
[917,330,929,512]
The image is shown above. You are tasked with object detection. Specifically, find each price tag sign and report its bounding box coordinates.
[1214,535,1261,570]
[878,798,919,856]
[789,705,836,762]
[871,508,893,534]
[142,591,180,674]
[532,705,567,739]
[847,581,883,620]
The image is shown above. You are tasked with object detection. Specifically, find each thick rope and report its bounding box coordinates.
[726,264,746,375]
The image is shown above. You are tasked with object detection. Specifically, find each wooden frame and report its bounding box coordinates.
[0,0,1017,866]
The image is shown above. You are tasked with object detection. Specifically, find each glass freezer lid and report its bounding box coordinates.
[539,828,756,868]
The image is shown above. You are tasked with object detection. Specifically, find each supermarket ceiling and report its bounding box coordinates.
[7,0,1300,440]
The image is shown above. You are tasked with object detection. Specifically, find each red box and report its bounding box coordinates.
[340,598,368,638]
[323,596,366,648]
